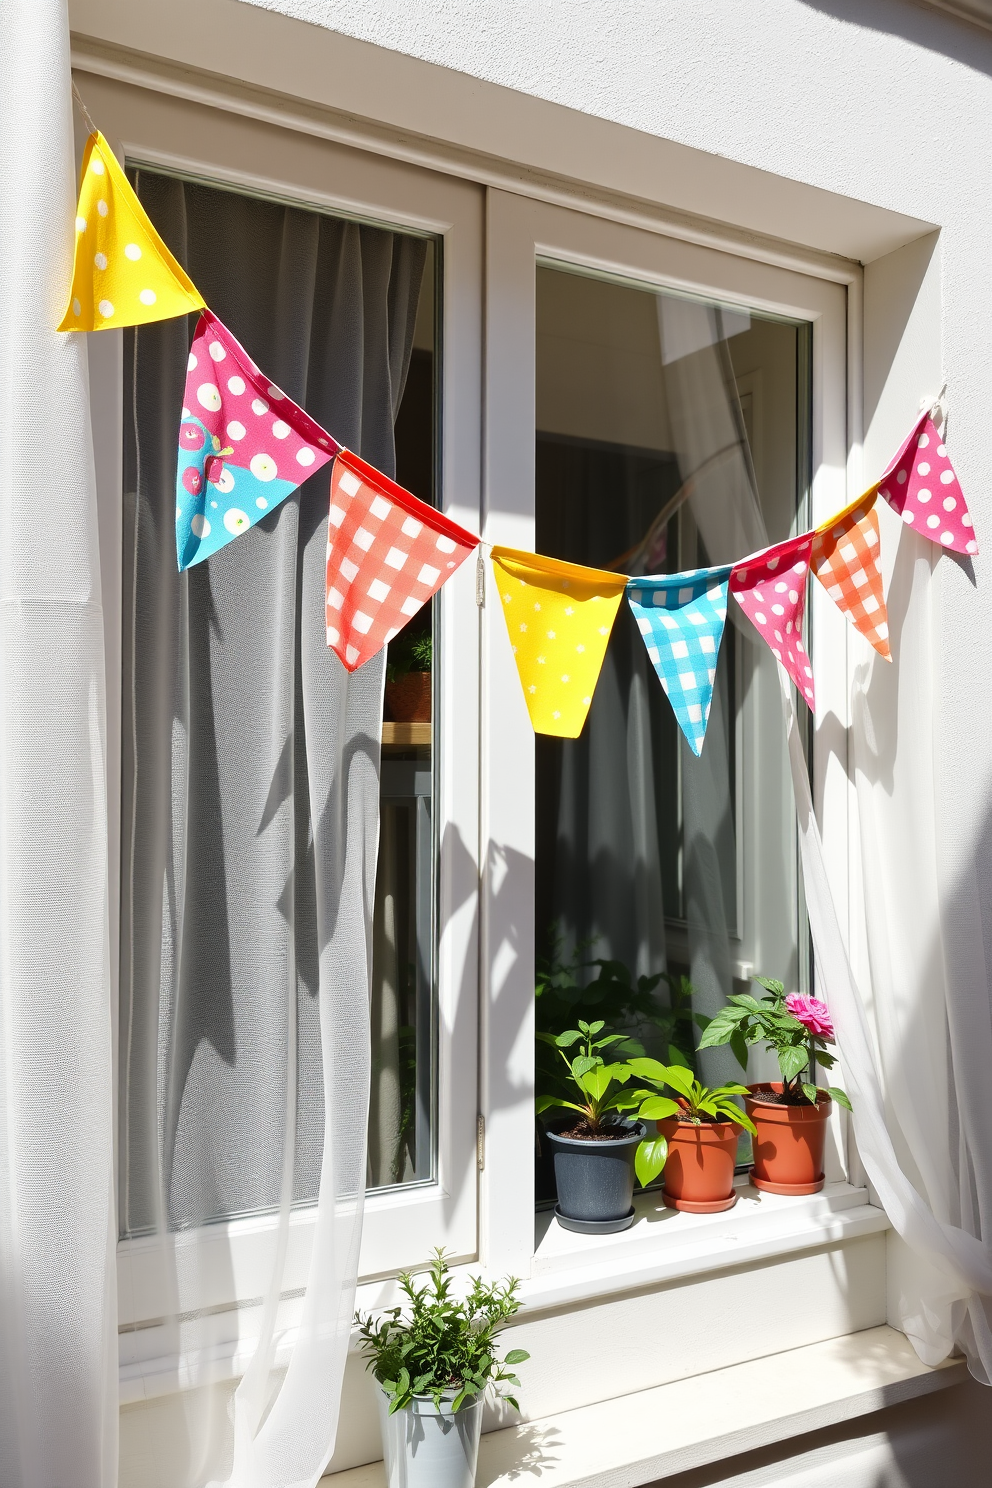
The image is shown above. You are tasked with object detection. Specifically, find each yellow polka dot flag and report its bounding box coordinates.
[58,132,205,332]
[491,546,628,738]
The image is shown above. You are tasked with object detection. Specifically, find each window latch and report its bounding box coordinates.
[477,1112,486,1171]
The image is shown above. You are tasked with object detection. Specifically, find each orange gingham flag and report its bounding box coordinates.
[811,494,890,660]
[325,449,479,671]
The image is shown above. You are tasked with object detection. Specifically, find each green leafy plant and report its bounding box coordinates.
[386,628,432,683]
[356,1249,529,1415]
[624,1060,757,1136]
[535,929,706,1068]
[697,975,852,1110]
[535,1019,669,1187]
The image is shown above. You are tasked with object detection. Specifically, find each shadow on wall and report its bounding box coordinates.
[798,0,992,67]
[641,1376,990,1487]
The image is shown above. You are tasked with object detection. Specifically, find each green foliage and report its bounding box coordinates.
[535,930,707,1078]
[386,628,432,683]
[697,975,850,1108]
[626,1059,757,1138]
[356,1249,528,1415]
[536,1018,670,1186]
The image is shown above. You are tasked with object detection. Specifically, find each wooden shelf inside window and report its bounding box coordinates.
[381,721,431,748]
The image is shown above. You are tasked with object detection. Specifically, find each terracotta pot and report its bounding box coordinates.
[659,1117,740,1213]
[744,1082,832,1195]
[385,672,431,723]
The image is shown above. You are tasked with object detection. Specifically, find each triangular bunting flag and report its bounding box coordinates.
[491,547,627,738]
[731,533,815,709]
[877,411,977,555]
[176,311,338,569]
[626,566,733,756]
[59,132,205,332]
[325,451,478,671]
[811,493,890,660]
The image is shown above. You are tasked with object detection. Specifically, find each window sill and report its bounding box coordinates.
[321,1325,966,1487]
[522,1178,886,1312]
[120,1182,885,1403]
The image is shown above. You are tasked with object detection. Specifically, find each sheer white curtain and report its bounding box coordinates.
[119,173,425,1486]
[0,3,118,1486]
[665,296,992,1382]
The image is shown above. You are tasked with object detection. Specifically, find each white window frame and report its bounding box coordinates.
[479,189,856,1279]
[83,75,486,1353]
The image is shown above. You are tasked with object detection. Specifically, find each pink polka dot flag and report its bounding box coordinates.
[730,532,815,710]
[876,411,977,555]
[176,311,340,570]
[325,450,479,671]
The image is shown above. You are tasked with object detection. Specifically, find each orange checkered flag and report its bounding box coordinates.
[811,494,890,661]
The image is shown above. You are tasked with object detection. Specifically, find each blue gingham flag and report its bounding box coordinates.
[626,565,733,756]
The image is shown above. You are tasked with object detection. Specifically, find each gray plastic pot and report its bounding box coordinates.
[377,1387,483,1488]
[546,1119,645,1230]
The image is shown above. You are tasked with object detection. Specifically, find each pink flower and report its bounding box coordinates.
[785,993,835,1040]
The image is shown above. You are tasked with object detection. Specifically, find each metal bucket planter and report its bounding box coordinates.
[545,1119,645,1233]
[377,1388,483,1488]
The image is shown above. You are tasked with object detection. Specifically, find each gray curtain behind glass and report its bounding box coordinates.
[120,173,425,1236]
[535,301,761,1089]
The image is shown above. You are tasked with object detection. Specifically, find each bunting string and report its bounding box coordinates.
[60,94,979,754]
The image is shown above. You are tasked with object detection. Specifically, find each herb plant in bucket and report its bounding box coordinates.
[356,1250,529,1488]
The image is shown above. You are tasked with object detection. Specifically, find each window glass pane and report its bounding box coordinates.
[120,171,438,1236]
[372,253,437,1189]
[534,263,811,1192]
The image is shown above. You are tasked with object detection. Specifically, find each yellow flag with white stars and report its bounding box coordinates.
[490,546,627,738]
[59,132,205,332]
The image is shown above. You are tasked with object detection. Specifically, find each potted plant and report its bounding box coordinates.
[536,1019,668,1232]
[356,1249,529,1488]
[385,629,432,723]
[626,1061,756,1212]
[534,935,711,1207]
[697,976,851,1195]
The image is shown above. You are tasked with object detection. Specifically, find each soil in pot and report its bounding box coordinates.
[546,1119,645,1231]
[744,1081,832,1195]
[377,1388,482,1488]
[659,1115,740,1213]
[385,672,431,723]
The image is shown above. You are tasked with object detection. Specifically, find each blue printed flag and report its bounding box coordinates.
[626,566,733,756]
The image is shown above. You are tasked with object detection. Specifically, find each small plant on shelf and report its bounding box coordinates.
[356,1248,528,1416]
[385,628,432,684]
[384,628,432,722]
[697,975,850,1109]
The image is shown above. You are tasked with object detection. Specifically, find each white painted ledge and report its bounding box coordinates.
[528,1180,883,1298]
[322,1326,966,1487]
[119,1185,887,1401]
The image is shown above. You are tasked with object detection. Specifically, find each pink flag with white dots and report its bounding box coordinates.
[325,449,479,671]
[876,411,977,555]
[176,311,339,570]
[730,532,816,710]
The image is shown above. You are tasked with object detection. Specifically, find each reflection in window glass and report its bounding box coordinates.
[534,264,811,1188]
